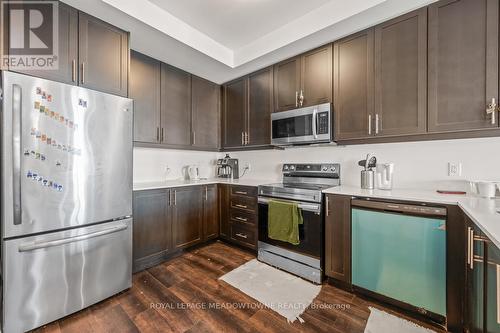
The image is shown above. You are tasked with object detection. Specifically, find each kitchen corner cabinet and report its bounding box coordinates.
[192,76,220,149]
[78,12,129,97]
[133,189,171,273]
[274,45,332,112]
[333,30,374,141]
[161,64,192,146]
[130,51,161,143]
[222,67,273,149]
[203,185,219,241]
[428,0,499,133]
[324,194,351,284]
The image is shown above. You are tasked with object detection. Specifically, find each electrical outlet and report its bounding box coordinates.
[448,162,462,177]
[244,163,251,171]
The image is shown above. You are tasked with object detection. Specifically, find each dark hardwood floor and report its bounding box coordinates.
[31,241,445,333]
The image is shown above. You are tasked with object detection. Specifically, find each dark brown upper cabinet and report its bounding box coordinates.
[428,0,499,132]
[10,2,78,85]
[171,187,204,250]
[78,12,128,97]
[161,64,192,146]
[374,8,427,137]
[274,45,332,112]
[247,67,273,146]
[223,67,273,149]
[334,30,374,141]
[192,76,220,149]
[130,50,161,144]
[223,77,248,148]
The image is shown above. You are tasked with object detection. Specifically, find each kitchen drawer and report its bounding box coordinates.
[230,208,256,225]
[230,195,257,212]
[231,185,258,197]
[230,223,257,249]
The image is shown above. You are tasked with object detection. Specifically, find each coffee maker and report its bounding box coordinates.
[217,154,239,179]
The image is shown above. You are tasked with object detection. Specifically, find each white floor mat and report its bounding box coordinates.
[364,307,437,333]
[219,259,321,323]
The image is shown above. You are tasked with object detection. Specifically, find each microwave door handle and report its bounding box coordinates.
[12,84,22,226]
[312,108,318,139]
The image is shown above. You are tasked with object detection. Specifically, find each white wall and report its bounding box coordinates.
[133,147,218,182]
[228,137,500,190]
[134,137,500,191]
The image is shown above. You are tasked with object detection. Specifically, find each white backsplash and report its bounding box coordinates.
[133,147,218,182]
[134,137,500,191]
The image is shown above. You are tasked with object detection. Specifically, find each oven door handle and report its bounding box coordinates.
[258,197,321,214]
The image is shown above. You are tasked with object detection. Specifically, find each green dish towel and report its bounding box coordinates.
[267,200,303,245]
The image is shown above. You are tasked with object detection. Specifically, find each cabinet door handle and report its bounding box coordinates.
[469,228,474,270]
[234,216,247,222]
[235,204,247,209]
[193,131,196,145]
[295,91,298,107]
[156,127,160,142]
[375,114,380,134]
[174,190,177,206]
[72,59,76,82]
[299,90,304,107]
[205,186,208,201]
[467,227,471,266]
[487,98,497,125]
[326,196,329,217]
[368,114,372,135]
[236,233,248,239]
[161,128,164,142]
[245,132,249,145]
[241,132,244,145]
[234,191,247,195]
[81,62,85,84]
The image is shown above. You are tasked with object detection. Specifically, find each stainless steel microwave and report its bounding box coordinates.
[271,103,332,146]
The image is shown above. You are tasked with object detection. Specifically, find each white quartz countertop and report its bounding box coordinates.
[133,178,276,191]
[323,185,500,249]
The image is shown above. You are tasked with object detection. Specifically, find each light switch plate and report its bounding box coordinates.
[448,162,462,177]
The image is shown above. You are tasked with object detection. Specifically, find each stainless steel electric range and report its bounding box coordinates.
[257,163,340,284]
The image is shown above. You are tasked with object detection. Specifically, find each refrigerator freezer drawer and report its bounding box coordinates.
[3,218,132,333]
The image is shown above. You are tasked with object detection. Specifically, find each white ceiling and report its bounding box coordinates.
[61,0,437,83]
[148,0,332,50]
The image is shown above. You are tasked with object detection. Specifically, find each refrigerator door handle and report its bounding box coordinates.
[12,84,22,225]
[18,224,128,252]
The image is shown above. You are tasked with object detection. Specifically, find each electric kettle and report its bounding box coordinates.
[187,165,200,181]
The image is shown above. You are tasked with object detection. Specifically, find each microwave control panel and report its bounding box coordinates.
[317,112,329,134]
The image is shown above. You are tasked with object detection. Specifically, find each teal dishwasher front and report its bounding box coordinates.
[351,199,447,318]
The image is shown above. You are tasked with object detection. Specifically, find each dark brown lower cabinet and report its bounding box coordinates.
[219,185,258,250]
[324,194,351,284]
[133,189,171,272]
[486,239,500,332]
[171,186,203,250]
[219,184,231,238]
[203,185,219,241]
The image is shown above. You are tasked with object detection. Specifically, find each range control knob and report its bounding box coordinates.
[283,165,289,170]
[289,165,295,170]
[331,166,336,172]
[322,166,328,171]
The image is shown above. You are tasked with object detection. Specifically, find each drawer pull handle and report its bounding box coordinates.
[235,191,248,195]
[235,204,248,209]
[234,216,247,222]
[236,233,248,239]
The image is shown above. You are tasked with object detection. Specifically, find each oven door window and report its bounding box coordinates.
[272,114,313,139]
[258,202,322,258]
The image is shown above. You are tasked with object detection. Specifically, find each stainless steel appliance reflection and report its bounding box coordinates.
[1,71,133,333]
[257,163,340,283]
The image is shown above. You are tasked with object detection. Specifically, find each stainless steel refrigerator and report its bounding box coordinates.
[1,71,133,333]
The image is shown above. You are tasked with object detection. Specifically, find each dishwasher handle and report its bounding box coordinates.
[352,199,447,217]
